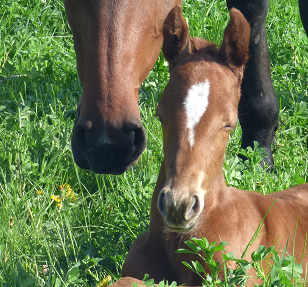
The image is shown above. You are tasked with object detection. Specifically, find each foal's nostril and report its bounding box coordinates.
[157,191,167,218]
[184,195,200,221]
[191,196,200,212]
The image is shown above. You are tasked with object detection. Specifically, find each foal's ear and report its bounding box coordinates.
[162,5,190,71]
[218,8,250,78]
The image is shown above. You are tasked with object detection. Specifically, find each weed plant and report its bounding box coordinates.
[0,0,307,286]
[175,237,305,287]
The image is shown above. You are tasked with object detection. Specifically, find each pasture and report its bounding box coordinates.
[0,0,307,286]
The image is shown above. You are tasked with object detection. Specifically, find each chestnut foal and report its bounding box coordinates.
[113,6,308,287]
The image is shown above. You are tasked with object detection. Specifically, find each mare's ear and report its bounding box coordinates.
[218,8,250,79]
[162,5,190,71]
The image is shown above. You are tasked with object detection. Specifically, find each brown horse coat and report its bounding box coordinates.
[113,6,308,286]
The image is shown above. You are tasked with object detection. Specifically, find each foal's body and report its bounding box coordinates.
[116,7,308,286]
[122,170,308,286]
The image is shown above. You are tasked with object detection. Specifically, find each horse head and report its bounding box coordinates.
[156,6,250,231]
[65,0,181,174]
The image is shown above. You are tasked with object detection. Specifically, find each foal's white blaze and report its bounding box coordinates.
[183,80,210,147]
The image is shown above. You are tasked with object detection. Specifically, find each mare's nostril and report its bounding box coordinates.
[133,125,146,147]
[123,121,141,133]
[185,195,200,221]
[123,121,147,149]
[76,119,93,131]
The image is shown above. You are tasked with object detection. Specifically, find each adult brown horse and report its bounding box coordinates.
[65,0,308,174]
[110,6,308,286]
[64,0,181,174]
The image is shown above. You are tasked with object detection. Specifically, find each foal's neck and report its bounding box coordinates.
[205,162,228,204]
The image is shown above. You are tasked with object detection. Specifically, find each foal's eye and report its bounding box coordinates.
[158,116,164,124]
[223,124,233,131]
[154,112,164,124]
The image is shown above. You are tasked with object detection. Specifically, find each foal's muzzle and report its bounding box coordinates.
[157,187,204,231]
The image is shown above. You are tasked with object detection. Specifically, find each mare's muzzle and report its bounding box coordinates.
[71,114,146,175]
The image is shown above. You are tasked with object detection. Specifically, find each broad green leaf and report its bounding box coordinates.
[185,240,199,253]
[195,260,205,273]
[182,261,194,272]
[293,263,303,274]
[223,252,236,260]
[175,248,195,254]
[192,237,206,250]
[67,266,79,278]
[144,279,155,286]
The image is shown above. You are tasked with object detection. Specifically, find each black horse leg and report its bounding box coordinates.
[226,0,279,169]
[299,0,308,36]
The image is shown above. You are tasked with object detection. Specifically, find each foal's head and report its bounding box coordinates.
[156,6,250,232]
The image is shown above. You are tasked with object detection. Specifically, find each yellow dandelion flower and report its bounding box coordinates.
[56,184,78,206]
[51,195,62,203]
[36,190,44,195]
[71,195,78,203]
[60,183,73,197]
[61,183,71,191]
[96,275,112,287]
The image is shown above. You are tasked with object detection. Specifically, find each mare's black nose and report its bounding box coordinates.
[71,118,147,174]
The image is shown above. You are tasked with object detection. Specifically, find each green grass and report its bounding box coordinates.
[0,0,307,286]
